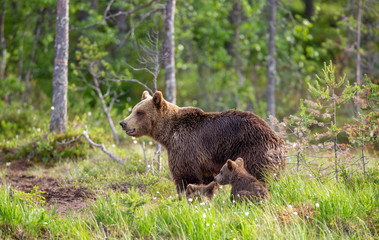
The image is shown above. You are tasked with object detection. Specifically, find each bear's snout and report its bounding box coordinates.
[120,121,126,129]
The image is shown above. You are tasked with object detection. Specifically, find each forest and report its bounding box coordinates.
[0,0,378,239]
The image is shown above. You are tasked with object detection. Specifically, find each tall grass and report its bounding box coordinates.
[1,156,378,239]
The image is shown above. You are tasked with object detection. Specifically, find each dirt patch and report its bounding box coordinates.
[1,160,95,214]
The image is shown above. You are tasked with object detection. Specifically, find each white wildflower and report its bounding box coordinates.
[88,112,92,116]
[188,198,193,202]
[149,141,153,145]
[6,162,11,167]
[37,128,41,132]
[169,195,172,199]
[293,212,298,215]
[156,191,160,194]
[133,140,137,144]
[51,106,55,110]
[245,212,249,216]
[128,107,132,112]
[17,109,21,114]
[219,186,223,189]
[232,200,236,203]
[288,205,292,208]
[200,202,205,206]
[202,213,206,218]
[315,203,320,208]
[153,197,157,200]
[309,174,312,177]
[206,223,209,227]
[112,144,115,148]
[237,194,240,198]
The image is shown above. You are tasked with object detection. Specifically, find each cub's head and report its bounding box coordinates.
[186,181,219,202]
[214,157,244,185]
[120,91,168,137]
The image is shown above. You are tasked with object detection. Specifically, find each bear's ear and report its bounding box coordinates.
[141,91,152,100]
[227,159,236,171]
[152,91,167,110]
[235,157,244,167]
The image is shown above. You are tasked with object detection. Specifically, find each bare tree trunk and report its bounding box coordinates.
[302,0,314,20]
[267,0,276,117]
[229,0,243,109]
[50,0,69,133]
[23,9,46,102]
[0,0,7,80]
[163,0,176,104]
[93,76,119,144]
[353,0,362,118]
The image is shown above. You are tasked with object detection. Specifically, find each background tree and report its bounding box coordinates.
[163,0,176,104]
[267,0,277,117]
[0,0,7,80]
[50,0,69,133]
[353,0,362,117]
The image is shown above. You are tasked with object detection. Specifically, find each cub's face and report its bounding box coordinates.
[186,182,219,202]
[120,91,167,138]
[214,158,244,185]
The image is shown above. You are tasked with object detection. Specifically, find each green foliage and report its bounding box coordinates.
[0,102,46,140]
[0,128,98,163]
[0,75,25,103]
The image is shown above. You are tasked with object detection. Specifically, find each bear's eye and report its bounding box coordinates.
[136,111,144,116]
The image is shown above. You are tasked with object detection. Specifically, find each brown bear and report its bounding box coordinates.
[214,157,271,202]
[185,181,219,203]
[120,91,285,199]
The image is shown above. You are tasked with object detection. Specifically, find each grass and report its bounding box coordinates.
[1,146,378,239]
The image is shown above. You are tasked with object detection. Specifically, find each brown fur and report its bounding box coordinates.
[120,91,285,199]
[186,181,219,202]
[214,158,271,202]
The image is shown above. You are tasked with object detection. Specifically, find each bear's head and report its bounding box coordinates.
[120,91,168,137]
[214,157,244,185]
[186,181,219,202]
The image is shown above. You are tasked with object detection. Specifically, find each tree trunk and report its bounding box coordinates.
[229,0,243,109]
[163,0,176,104]
[267,0,276,117]
[302,0,314,20]
[353,0,362,118]
[93,77,119,144]
[0,0,7,80]
[23,8,46,102]
[50,0,69,133]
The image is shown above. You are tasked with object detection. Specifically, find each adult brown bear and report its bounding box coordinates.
[120,91,285,199]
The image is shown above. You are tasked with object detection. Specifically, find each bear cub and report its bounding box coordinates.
[186,181,219,203]
[214,157,270,203]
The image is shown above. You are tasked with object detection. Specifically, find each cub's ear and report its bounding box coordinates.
[227,159,236,171]
[141,91,152,100]
[152,91,167,110]
[186,184,195,193]
[206,181,219,192]
[235,157,244,167]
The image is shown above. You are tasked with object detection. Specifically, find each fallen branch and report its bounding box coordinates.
[58,126,125,164]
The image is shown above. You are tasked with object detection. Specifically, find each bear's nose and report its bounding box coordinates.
[120,121,126,128]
